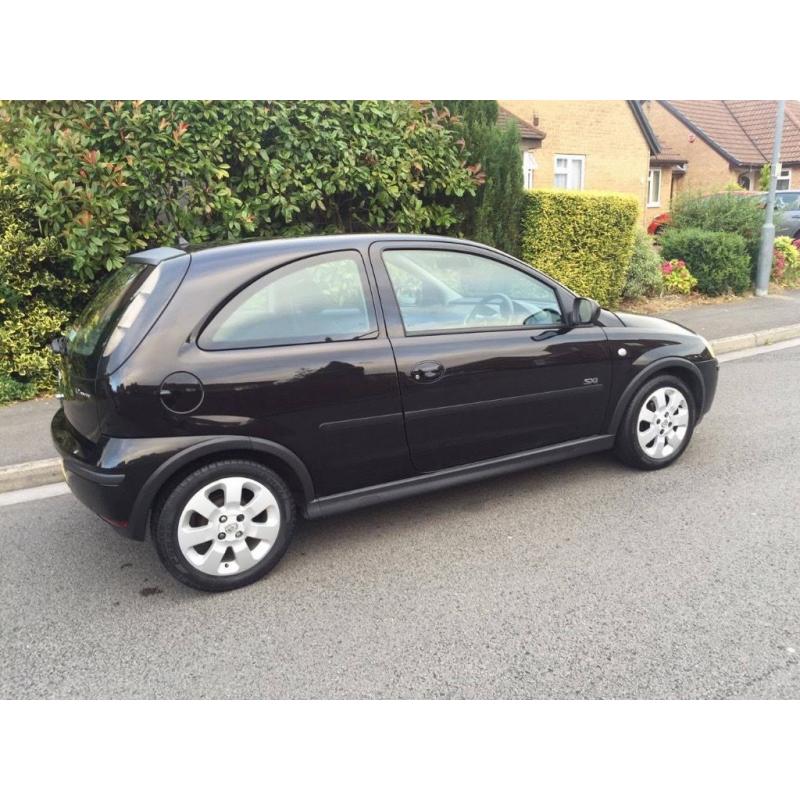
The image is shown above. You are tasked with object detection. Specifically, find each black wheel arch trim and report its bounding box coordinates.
[127,435,314,540]
[607,357,706,435]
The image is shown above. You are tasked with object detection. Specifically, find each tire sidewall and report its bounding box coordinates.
[625,375,696,469]
[153,460,295,592]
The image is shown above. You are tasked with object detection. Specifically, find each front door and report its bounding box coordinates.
[369,243,612,473]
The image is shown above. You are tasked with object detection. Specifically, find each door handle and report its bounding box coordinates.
[410,361,444,383]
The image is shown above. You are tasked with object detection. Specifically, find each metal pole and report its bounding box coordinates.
[755,100,786,296]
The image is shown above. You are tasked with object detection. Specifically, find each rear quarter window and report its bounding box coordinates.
[199,251,377,350]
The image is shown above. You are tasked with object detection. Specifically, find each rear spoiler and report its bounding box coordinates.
[126,246,186,266]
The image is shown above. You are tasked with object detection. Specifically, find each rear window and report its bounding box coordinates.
[67,262,150,360]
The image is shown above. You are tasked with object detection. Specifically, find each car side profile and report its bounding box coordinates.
[51,234,718,591]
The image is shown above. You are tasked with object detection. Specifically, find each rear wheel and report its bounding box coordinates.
[614,375,696,470]
[153,459,296,592]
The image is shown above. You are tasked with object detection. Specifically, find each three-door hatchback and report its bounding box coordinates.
[52,235,718,591]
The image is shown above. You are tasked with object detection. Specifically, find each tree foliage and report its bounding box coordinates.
[0,100,478,283]
[0,171,81,390]
[438,101,524,256]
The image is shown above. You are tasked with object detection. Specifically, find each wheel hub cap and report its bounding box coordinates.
[636,386,689,460]
[177,476,281,576]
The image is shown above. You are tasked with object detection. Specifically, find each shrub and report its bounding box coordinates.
[622,227,663,299]
[439,101,524,256]
[659,227,751,295]
[660,259,697,294]
[670,190,763,268]
[0,373,38,404]
[0,100,479,283]
[773,236,800,285]
[0,171,85,392]
[520,189,638,307]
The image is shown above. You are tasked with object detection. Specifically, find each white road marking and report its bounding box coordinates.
[0,482,71,508]
[718,337,800,363]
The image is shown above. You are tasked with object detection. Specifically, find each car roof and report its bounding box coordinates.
[130,233,507,267]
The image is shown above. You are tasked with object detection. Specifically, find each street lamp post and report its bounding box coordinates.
[755,100,786,296]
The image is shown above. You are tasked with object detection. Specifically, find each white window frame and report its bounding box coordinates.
[777,166,791,191]
[523,150,537,190]
[647,168,662,207]
[553,154,585,190]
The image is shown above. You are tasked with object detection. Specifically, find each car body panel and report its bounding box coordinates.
[50,234,720,541]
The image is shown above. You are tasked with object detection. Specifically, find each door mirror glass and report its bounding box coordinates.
[572,296,600,326]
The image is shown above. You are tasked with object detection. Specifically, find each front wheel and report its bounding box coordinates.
[614,375,696,470]
[153,459,296,592]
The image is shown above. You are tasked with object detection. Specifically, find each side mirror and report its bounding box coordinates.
[572,297,601,326]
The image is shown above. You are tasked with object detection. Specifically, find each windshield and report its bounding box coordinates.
[67,262,150,360]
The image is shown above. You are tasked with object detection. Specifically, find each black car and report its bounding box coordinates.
[51,235,718,591]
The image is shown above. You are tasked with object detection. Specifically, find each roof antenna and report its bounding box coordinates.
[177,234,189,248]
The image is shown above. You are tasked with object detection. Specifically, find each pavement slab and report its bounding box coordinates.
[662,288,800,340]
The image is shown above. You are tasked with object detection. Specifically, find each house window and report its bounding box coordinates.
[777,167,791,191]
[647,168,662,207]
[738,173,751,190]
[554,155,584,190]
[523,151,537,190]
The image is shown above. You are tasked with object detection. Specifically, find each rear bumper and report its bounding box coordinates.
[52,409,139,538]
[51,409,274,541]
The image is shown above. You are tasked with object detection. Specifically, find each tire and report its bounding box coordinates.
[152,459,296,592]
[614,374,696,470]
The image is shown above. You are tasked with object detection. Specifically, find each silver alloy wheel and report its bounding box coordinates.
[177,476,281,576]
[636,386,689,460]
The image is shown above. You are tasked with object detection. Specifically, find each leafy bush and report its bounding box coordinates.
[670,190,763,268]
[622,227,663,299]
[660,259,697,294]
[0,100,478,283]
[0,171,85,392]
[520,189,638,306]
[0,372,38,404]
[773,236,800,285]
[0,101,480,391]
[659,227,751,295]
[439,101,524,256]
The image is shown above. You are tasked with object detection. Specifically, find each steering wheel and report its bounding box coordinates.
[465,293,514,326]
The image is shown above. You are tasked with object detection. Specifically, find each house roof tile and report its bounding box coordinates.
[496,107,545,141]
[662,100,800,166]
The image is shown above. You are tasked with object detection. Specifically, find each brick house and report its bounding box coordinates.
[499,100,677,226]
[643,100,800,196]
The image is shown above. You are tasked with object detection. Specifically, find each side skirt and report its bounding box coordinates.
[304,434,615,519]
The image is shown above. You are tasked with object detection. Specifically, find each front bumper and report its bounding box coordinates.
[697,357,719,418]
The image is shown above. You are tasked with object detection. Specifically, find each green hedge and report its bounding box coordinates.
[520,189,638,307]
[659,227,751,295]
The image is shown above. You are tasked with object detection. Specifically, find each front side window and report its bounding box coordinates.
[554,154,585,190]
[200,251,375,349]
[383,249,564,334]
[777,167,791,191]
[647,168,662,207]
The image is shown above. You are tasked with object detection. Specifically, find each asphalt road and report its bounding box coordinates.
[2,346,799,699]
